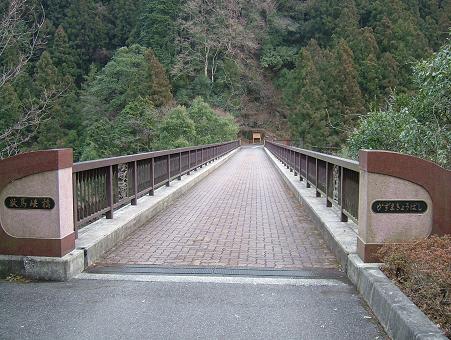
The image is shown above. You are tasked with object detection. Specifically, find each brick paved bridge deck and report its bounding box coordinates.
[100,146,337,269]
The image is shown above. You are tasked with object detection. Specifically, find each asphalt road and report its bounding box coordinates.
[0,273,386,340]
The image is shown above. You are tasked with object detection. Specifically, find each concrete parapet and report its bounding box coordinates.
[0,149,75,257]
[358,150,450,262]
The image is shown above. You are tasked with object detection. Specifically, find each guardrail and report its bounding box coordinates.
[265,140,360,222]
[73,140,240,232]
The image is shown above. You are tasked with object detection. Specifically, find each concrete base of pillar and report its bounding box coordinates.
[0,249,84,281]
[357,237,384,263]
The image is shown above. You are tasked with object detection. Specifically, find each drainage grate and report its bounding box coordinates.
[86,264,346,280]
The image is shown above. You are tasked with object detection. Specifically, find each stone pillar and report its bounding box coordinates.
[0,149,75,257]
[357,150,450,262]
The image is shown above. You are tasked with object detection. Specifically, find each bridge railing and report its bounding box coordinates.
[73,140,240,231]
[265,140,360,222]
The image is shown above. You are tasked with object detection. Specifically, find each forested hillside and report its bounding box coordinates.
[0,0,449,163]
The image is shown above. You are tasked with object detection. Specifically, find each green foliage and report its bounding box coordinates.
[50,26,78,79]
[3,0,449,162]
[278,0,448,146]
[157,106,196,149]
[130,0,179,68]
[80,96,159,160]
[114,97,158,154]
[84,45,151,118]
[145,49,172,107]
[0,84,21,132]
[347,38,451,168]
[62,0,108,73]
[188,97,239,144]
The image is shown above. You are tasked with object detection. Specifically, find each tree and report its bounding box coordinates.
[145,49,172,107]
[173,0,259,83]
[188,97,238,144]
[114,97,158,154]
[347,38,450,168]
[82,45,152,119]
[81,44,174,122]
[107,0,143,49]
[62,0,108,74]
[287,48,331,148]
[130,0,179,68]
[0,0,65,159]
[157,106,196,149]
[334,39,365,135]
[50,25,77,79]
[0,0,45,87]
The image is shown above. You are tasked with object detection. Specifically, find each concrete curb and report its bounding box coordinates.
[0,148,239,281]
[264,147,447,340]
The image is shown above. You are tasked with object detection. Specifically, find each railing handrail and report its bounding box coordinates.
[72,140,240,232]
[265,140,359,172]
[73,140,239,173]
[265,139,360,223]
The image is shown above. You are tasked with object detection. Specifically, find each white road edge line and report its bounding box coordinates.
[76,273,346,286]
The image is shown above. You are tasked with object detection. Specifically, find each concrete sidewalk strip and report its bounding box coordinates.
[264,147,447,340]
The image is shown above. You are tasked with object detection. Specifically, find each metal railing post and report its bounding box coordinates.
[150,157,154,196]
[166,154,170,186]
[106,165,114,219]
[73,174,78,237]
[131,161,138,205]
[187,151,191,175]
[340,166,348,222]
[315,159,320,197]
[325,162,332,207]
[178,152,182,180]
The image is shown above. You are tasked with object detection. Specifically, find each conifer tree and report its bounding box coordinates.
[288,49,331,148]
[0,84,21,133]
[50,26,77,80]
[145,49,172,107]
[131,0,180,68]
[334,39,365,134]
[34,51,59,92]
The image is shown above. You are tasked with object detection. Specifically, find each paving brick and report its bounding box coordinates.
[101,147,337,269]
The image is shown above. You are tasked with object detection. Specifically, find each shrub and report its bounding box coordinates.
[378,236,451,337]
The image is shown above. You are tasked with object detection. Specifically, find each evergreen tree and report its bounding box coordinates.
[334,39,365,135]
[108,0,143,49]
[288,48,331,148]
[34,51,59,93]
[63,0,108,75]
[145,49,172,107]
[50,26,78,79]
[0,84,21,133]
[130,0,180,68]
[84,45,152,118]
[114,97,158,154]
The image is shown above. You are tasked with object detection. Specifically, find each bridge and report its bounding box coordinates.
[0,140,449,339]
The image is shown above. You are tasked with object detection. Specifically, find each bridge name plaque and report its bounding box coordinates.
[371,200,427,214]
[5,196,55,210]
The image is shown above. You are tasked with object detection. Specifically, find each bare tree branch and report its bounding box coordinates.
[0,0,45,87]
[0,0,67,159]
